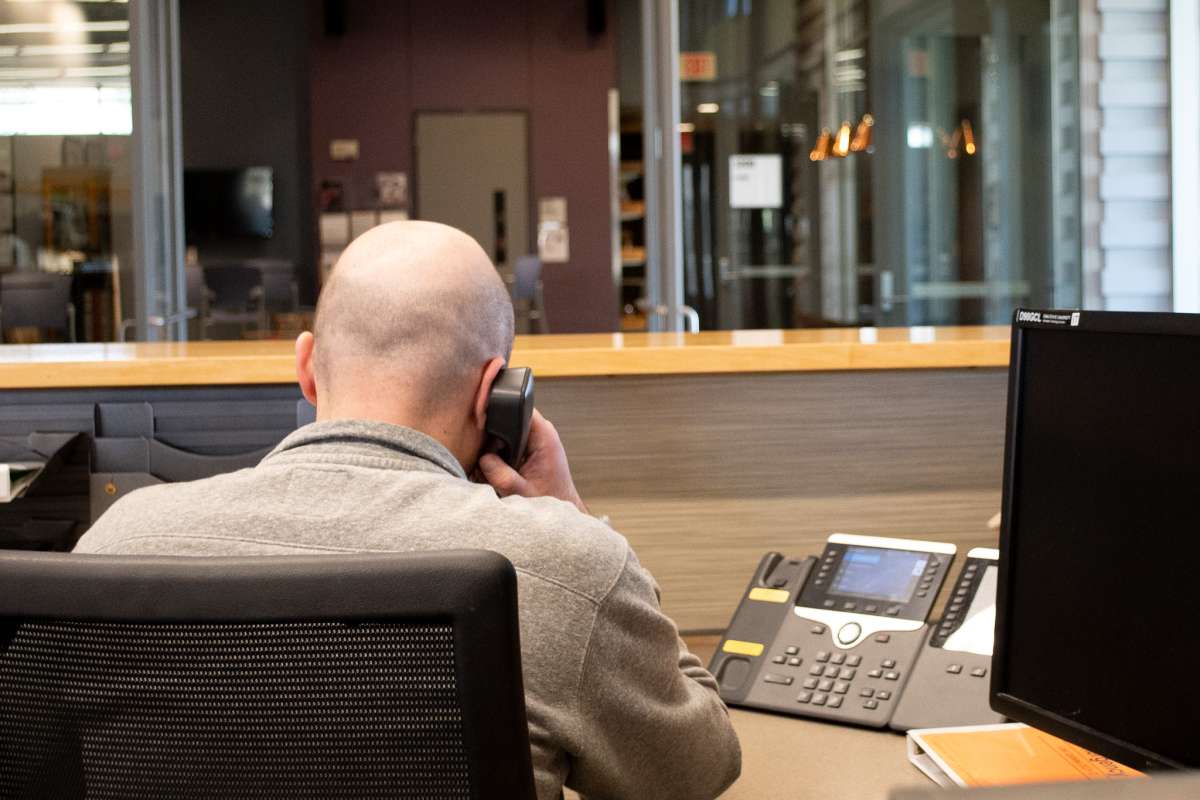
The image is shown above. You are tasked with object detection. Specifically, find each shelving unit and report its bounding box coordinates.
[618,120,647,331]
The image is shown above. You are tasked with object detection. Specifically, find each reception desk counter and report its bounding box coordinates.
[0,326,1009,388]
[0,327,1010,631]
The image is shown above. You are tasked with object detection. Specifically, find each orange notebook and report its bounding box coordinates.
[907,723,1144,788]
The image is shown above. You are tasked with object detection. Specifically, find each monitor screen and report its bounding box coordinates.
[183,167,274,240]
[831,546,928,603]
[995,311,1200,770]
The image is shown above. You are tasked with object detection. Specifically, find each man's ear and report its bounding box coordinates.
[472,357,508,432]
[295,331,318,406]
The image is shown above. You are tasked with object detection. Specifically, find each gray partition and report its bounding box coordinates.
[0,385,309,551]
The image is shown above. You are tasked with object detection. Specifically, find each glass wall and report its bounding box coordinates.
[671,0,1080,329]
[0,0,133,343]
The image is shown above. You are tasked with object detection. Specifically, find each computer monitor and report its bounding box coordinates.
[992,309,1200,771]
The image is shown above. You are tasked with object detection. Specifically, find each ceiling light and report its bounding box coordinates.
[850,114,873,152]
[0,21,129,35]
[831,120,852,157]
[962,119,977,155]
[678,122,695,133]
[107,42,129,54]
[0,67,61,79]
[63,64,128,77]
[809,128,832,161]
[18,43,106,56]
[906,124,933,149]
[697,102,719,114]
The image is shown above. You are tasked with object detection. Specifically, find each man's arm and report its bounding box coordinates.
[566,552,741,799]
[481,410,741,797]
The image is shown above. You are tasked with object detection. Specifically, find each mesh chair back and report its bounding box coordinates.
[202,264,262,310]
[0,551,535,800]
[0,272,72,331]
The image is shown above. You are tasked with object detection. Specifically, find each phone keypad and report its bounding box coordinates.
[761,627,910,716]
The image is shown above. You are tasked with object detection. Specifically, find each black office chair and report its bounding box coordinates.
[0,550,536,799]
[201,263,267,338]
[246,258,300,315]
[0,271,76,342]
[511,255,548,334]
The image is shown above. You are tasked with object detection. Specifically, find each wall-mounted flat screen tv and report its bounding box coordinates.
[183,166,273,240]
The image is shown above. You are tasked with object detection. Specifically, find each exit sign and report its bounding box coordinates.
[680,51,717,81]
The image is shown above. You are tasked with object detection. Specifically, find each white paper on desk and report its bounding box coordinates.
[0,462,45,503]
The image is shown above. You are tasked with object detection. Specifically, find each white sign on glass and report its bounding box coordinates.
[729,154,783,209]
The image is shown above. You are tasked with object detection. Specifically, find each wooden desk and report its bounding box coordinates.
[723,710,926,799]
[564,636,930,800]
[0,326,1009,388]
[565,708,927,800]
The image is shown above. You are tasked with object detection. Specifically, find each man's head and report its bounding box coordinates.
[295,220,515,469]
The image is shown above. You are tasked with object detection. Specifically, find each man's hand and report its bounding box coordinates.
[479,410,588,514]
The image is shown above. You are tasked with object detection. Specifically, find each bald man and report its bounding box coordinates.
[75,221,741,800]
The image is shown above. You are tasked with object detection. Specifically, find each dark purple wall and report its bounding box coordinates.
[309,0,619,333]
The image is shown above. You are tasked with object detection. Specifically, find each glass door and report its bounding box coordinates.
[0,0,186,342]
[673,0,1080,330]
[870,0,1080,325]
[0,0,133,342]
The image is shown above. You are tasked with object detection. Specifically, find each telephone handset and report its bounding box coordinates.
[889,547,1004,731]
[708,553,817,706]
[485,367,534,467]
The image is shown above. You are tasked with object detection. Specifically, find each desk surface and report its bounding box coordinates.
[0,326,1009,388]
[683,635,929,799]
[723,709,927,800]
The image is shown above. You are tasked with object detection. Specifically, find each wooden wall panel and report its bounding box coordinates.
[537,369,1008,631]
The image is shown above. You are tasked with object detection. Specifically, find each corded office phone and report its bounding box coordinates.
[889,547,1004,731]
[710,533,956,728]
[485,367,534,467]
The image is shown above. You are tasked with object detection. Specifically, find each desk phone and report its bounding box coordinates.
[711,533,956,728]
[889,547,1004,731]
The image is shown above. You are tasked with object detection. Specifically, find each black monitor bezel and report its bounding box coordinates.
[992,308,1200,772]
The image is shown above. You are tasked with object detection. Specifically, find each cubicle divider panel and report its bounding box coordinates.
[535,369,1008,632]
[0,385,305,551]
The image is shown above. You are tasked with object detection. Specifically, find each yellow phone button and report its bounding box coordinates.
[722,639,764,657]
[748,587,790,603]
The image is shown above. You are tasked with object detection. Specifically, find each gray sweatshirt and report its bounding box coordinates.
[74,420,741,800]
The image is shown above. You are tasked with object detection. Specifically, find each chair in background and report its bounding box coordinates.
[184,264,209,340]
[0,549,536,799]
[512,255,548,334]
[0,271,76,343]
[246,258,299,316]
[201,263,267,338]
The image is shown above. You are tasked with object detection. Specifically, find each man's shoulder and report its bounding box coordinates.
[485,492,633,605]
[75,469,255,552]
